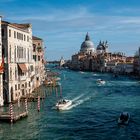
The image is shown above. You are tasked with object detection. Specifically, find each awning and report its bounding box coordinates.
[18,63,28,73]
[0,66,4,74]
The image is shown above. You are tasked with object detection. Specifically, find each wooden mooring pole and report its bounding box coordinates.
[18,98,20,108]
[37,96,40,112]
[55,87,58,97]
[9,103,13,123]
[60,85,62,98]
[25,98,28,112]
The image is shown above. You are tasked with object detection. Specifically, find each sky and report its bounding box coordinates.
[0,0,140,60]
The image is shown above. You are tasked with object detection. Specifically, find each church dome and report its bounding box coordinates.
[96,41,108,51]
[80,33,95,53]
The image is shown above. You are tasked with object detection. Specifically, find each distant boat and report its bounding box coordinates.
[113,74,118,78]
[55,99,72,110]
[118,112,130,125]
[97,79,106,85]
[79,71,84,74]
[55,77,61,81]
[56,82,61,86]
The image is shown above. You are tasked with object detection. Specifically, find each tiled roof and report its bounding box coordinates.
[11,23,31,28]
[32,36,43,40]
[2,20,31,29]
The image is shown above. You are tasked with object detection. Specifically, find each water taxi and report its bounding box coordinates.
[97,79,106,85]
[79,71,84,74]
[56,99,72,110]
[55,77,61,81]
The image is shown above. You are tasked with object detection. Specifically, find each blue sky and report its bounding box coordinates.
[0,0,140,60]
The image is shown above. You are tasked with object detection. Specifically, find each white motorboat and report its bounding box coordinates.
[97,79,106,85]
[79,71,84,74]
[56,99,72,110]
[55,77,61,81]
[118,112,130,125]
[56,81,61,86]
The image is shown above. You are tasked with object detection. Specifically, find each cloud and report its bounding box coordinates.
[3,5,140,60]
[119,18,140,24]
[112,7,140,15]
[5,6,140,33]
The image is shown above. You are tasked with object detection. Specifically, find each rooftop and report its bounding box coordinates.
[32,36,43,41]
[2,20,31,31]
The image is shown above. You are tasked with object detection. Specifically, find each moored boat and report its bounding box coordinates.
[55,77,61,81]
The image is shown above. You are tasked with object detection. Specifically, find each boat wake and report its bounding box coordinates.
[71,94,85,102]
[65,96,91,110]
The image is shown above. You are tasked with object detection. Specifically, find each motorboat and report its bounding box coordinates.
[118,112,130,125]
[97,79,106,85]
[56,81,61,86]
[79,71,84,74]
[55,77,61,81]
[56,99,72,110]
[113,74,118,78]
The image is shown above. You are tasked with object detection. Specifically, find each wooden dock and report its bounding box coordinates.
[20,96,45,102]
[0,111,28,123]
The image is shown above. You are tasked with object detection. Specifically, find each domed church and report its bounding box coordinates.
[96,40,108,54]
[80,33,95,54]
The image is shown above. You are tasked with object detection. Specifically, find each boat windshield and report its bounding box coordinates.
[120,113,128,121]
[58,99,67,104]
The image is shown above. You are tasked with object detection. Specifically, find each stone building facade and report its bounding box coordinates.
[32,36,45,89]
[69,33,128,73]
[0,16,4,106]
[134,47,140,76]
[70,33,96,71]
[2,21,33,103]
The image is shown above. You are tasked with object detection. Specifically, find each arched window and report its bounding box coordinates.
[11,87,14,101]
[9,46,11,63]
[28,48,29,62]
[33,44,36,52]
[14,47,16,62]
[10,68,12,80]
[15,67,17,80]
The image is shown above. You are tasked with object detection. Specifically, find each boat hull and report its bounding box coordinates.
[118,113,130,125]
[97,79,106,85]
[56,100,72,110]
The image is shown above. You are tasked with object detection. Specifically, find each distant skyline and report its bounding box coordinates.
[0,0,140,60]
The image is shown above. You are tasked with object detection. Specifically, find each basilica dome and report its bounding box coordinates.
[80,33,95,53]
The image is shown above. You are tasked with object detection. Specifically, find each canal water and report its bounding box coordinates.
[0,68,140,140]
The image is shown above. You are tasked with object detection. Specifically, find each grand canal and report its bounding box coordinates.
[0,68,140,140]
